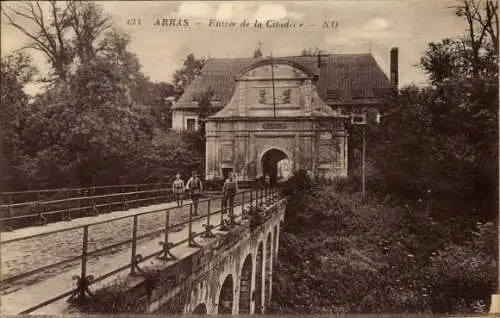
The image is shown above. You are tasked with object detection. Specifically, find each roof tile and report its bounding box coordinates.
[173,54,391,109]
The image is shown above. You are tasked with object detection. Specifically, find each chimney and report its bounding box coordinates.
[390,47,398,90]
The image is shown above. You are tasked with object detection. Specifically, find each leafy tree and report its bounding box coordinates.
[172,53,206,96]
[1,52,37,190]
[2,1,111,82]
[301,47,323,56]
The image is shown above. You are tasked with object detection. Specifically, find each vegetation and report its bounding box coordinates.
[273,174,496,314]
[1,1,206,191]
[274,1,498,314]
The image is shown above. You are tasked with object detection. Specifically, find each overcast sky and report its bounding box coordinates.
[1,0,466,93]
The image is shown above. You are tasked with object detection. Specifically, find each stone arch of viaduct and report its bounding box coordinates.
[147,203,286,315]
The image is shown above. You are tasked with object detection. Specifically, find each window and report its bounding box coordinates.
[326,89,339,100]
[258,89,267,104]
[186,118,196,131]
[282,89,291,104]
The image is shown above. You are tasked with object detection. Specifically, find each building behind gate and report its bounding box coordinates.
[173,49,397,181]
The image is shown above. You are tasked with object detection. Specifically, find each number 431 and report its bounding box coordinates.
[127,18,141,26]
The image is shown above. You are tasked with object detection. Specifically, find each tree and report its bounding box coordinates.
[453,0,498,74]
[301,47,323,56]
[418,39,466,84]
[1,52,37,190]
[172,53,206,96]
[67,1,111,65]
[370,1,498,220]
[2,1,111,82]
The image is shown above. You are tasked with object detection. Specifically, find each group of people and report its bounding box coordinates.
[172,171,238,216]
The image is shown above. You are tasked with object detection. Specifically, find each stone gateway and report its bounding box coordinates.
[205,59,350,182]
[173,51,397,182]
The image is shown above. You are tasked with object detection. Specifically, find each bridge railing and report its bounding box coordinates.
[0,187,284,315]
[1,182,172,204]
[0,183,179,231]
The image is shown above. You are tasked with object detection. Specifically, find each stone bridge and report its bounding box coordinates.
[109,197,286,315]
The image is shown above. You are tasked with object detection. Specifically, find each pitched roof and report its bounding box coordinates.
[173,53,391,110]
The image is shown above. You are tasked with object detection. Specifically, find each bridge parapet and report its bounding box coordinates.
[146,197,286,315]
[0,187,284,315]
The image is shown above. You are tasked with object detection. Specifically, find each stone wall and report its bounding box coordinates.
[205,119,348,180]
[87,200,286,315]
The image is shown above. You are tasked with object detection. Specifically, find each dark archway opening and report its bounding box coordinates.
[218,274,234,314]
[254,242,264,314]
[264,232,272,312]
[273,225,278,262]
[192,303,207,315]
[261,149,288,185]
[239,254,253,314]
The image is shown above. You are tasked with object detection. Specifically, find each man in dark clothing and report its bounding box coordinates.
[222,172,238,220]
[186,171,203,215]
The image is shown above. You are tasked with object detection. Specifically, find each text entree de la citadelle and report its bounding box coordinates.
[126,18,339,29]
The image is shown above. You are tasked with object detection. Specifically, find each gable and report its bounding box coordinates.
[173,54,391,110]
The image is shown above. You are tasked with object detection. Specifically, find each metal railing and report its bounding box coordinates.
[1,182,172,204]
[0,184,179,231]
[0,187,284,315]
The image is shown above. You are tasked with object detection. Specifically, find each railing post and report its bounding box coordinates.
[66,188,71,221]
[202,198,214,238]
[67,225,94,303]
[158,209,177,261]
[122,186,128,211]
[188,204,200,247]
[242,190,245,214]
[220,196,228,231]
[8,194,13,231]
[135,186,138,208]
[130,215,138,274]
[81,225,89,279]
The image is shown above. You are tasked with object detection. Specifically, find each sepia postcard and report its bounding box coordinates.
[0,0,498,316]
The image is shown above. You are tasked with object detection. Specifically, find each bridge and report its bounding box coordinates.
[0,184,286,315]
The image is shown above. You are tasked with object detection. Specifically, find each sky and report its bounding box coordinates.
[1,0,467,94]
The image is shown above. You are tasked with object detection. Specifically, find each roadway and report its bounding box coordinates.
[0,192,265,315]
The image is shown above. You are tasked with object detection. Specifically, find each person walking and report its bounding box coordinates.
[172,173,185,206]
[264,174,271,187]
[222,172,238,221]
[186,171,203,215]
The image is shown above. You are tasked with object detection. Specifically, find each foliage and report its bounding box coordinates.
[361,0,499,220]
[0,2,200,191]
[171,53,206,96]
[272,182,497,314]
[301,47,323,56]
[2,1,111,82]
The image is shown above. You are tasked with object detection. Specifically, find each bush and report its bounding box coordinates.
[272,182,497,314]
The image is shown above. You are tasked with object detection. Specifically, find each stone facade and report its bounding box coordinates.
[205,59,349,181]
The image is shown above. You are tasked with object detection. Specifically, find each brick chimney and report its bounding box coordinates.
[390,47,398,90]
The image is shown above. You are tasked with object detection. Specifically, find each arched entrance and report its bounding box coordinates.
[261,149,288,185]
[218,274,234,314]
[192,303,207,314]
[239,254,253,314]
